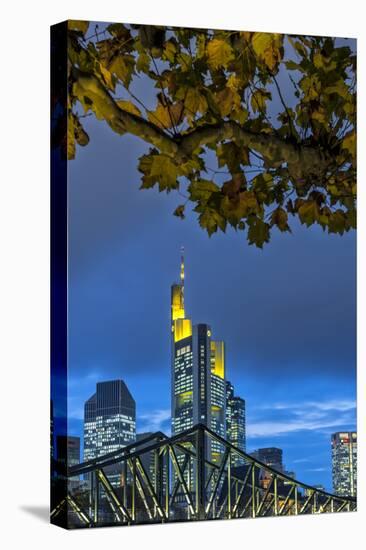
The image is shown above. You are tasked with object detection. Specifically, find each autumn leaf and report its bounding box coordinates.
[215,87,241,117]
[270,207,290,232]
[174,204,185,219]
[298,201,319,226]
[148,101,184,129]
[251,88,271,114]
[108,55,135,87]
[188,179,220,202]
[247,217,270,248]
[252,32,283,71]
[206,39,234,69]
[197,205,227,236]
[116,100,142,117]
[184,88,208,116]
[68,20,89,35]
[67,112,75,160]
[66,24,356,248]
[341,131,356,159]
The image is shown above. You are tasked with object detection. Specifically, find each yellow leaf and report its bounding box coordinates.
[342,131,356,158]
[311,108,326,123]
[68,20,89,35]
[251,88,270,113]
[206,39,234,69]
[226,74,241,91]
[108,55,134,86]
[99,63,114,90]
[215,87,240,117]
[148,101,184,129]
[252,33,283,71]
[67,113,75,160]
[184,88,208,115]
[313,52,337,72]
[116,100,142,117]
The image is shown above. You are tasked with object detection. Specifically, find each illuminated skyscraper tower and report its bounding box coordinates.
[170,249,226,464]
[332,431,357,497]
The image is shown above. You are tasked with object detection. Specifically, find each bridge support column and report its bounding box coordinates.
[196,425,206,520]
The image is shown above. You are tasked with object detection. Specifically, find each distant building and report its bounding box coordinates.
[56,435,81,488]
[136,432,155,482]
[331,431,357,497]
[250,447,283,472]
[226,381,246,466]
[56,435,80,468]
[50,400,54,462]
[83,380,136,486]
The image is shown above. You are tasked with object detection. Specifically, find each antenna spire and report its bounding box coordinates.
[180,246,185,306]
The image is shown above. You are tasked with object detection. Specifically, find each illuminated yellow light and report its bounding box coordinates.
[177,391,193,406]
[171,284,185,321]
[174,318,192,342]
[210,340,225,379]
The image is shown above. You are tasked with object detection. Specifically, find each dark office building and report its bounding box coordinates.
[250,447,283,472]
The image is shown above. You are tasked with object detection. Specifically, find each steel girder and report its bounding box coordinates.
[51,423,357,528]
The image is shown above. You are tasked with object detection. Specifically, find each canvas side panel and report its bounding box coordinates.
[50,20,68,529]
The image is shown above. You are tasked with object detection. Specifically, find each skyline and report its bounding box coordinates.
[65,31,356,493]
[67,228,356,491]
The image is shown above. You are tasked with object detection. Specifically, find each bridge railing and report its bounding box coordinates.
[51,424,356,528]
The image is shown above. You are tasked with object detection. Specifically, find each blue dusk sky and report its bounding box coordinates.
[67,31,356,492]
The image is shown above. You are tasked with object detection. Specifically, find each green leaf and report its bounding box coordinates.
[198,206,227,236]
[247,217,270,248]
[150,155,179,190]
[188,179,220,202]
[298,200,319,226]
[136,52,151,73]
[328,210,347,234]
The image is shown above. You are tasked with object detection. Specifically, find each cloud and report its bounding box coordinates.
[247,417,353,438]
[139,409,171,433]
[246,398,356,439]
[265,399,356,413]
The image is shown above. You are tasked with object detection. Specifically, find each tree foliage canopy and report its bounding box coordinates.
[62,21,356,247]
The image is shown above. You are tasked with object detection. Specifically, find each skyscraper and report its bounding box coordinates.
[226,381,246,465]
[250,447,283,472]
[56,435,81,488]
[331,431,357,497]
[57,435,80,468]
[84,380,136,485]
[170,249,226,463]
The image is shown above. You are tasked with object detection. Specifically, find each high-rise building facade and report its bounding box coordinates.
[83,380,136,475]
[57,435,80,468]
[56,435,81,487]
[171,250,226,464]
[226,381,246,465]
[331,431,357,497]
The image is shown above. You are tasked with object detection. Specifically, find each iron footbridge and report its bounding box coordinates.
[51,424,356,528]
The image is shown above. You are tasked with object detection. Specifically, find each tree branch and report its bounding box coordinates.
[72,68,332,177]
